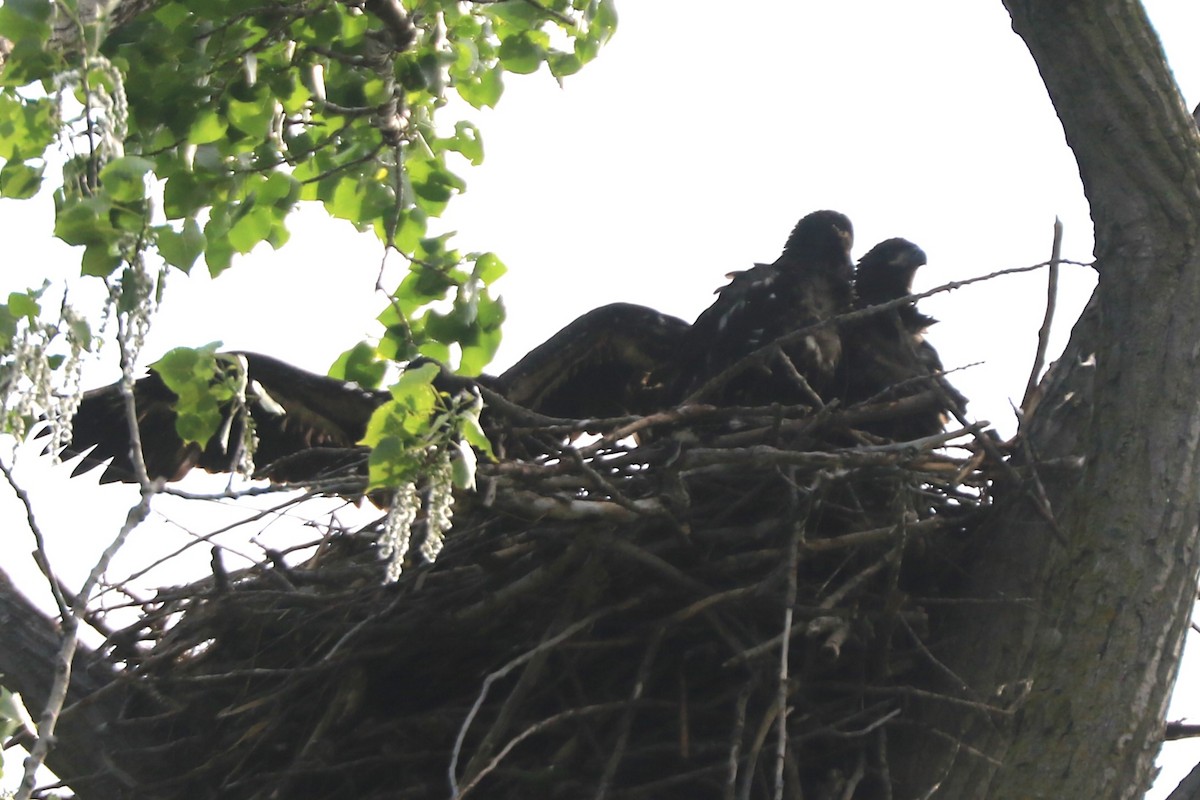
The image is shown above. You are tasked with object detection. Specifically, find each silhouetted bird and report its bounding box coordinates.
[61,352,390,485]
[678,209,855,406]
[495,303,689,419]
[56,303,691,487]
[836,237,966,440]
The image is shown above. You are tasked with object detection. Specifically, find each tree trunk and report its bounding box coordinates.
[0,568,127,797]
[919,2,1200,798]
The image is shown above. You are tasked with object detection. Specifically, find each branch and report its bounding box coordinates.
[1021,217,1063,415]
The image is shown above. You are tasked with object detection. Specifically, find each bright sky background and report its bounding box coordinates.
[2,1,1199,795]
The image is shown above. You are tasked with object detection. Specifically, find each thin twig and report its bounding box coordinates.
[595,627,664,800]
[774,513,804,799]
[1022,217,1063,413]
[0,460,70,618]
[456,702,627,799]
[448,598,640,797]
[726,687,752,800]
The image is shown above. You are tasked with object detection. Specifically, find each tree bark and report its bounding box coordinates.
[0,568,129,797]
[919,2,1200,798]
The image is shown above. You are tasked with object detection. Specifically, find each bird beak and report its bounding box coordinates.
[899,247,928,270]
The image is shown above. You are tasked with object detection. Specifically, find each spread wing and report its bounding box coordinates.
[60,352,388,484]
[496,303,690,418]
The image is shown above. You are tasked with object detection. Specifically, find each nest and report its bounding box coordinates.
[95,396,997,800]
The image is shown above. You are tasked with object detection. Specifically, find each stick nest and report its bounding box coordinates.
[97,399,999,800]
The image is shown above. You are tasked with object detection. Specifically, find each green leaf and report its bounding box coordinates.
[7,291,39,320]
[459,325,502,376]
[153,1,192,31]
[0,94,55,160]
[259,170,300,208]
[393,209,426,254]
[487,1,543,26]
[80,244,121,277]
[151,344,227,446]
[227,204,274,253]
[330,342,388,388]
[226,95,274,139]
[153,344,219,390]
[55,197,118,248]
[407,156,465,216]
[497,32,546,75]
[99,156,155,203]
[188,109,228,145]
[0,0,52,45]
[457,66,503,109]
[163,171,207,220]
[473,252,507,284]
[0,686,29,742]
[476,292,506,329]
[459,412,495,461]
[156,218,206,272]
[366,436,420,488]
[388,361,441,406]
[592,0,618,41]
[204,233,234,277]
[0,159,43,198]
[416,339,450,364]
[548,50,583,79]
[204,206,234,275]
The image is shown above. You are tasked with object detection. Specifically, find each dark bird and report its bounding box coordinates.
[835,237,967,440]
[677,209,855,406]
[55,304,690,487]
[495,303,690,419]
[60,352,391,485]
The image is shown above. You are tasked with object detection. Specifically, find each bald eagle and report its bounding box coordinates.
[836,237,966,440]
[61,352,390,485]
[56,304,690,486]
[496,303,689,419]
[677,209,855,406]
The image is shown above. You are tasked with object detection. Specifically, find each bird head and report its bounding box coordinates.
[854,237,928,307]
[781,210,854,269]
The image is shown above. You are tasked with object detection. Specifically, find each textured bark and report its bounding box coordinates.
[0,569,128,797]
[915,2,1200,798]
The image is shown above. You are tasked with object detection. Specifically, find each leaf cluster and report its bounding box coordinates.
[0,0,615,462]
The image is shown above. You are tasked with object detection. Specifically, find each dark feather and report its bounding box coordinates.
[61,352,389,485]
[496,303,690,418]
[678,210,855,405]
[836,238,967,440]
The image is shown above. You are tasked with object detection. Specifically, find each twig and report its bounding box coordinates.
[739,699,782,800]
[726,687,752,800]
[0,460,70,618]
[774,515,803,800]
[839,751,867,800]
[876,727,894,800]
[802,517,949,554]
[773,349,825,409]
[448,597,640,797]
[1022,217,1063,414]
[1166,722,1200,740]
[456,702,627,799]
[595,627,664,800]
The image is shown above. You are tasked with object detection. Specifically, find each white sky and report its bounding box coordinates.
[1,1,1199,795]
